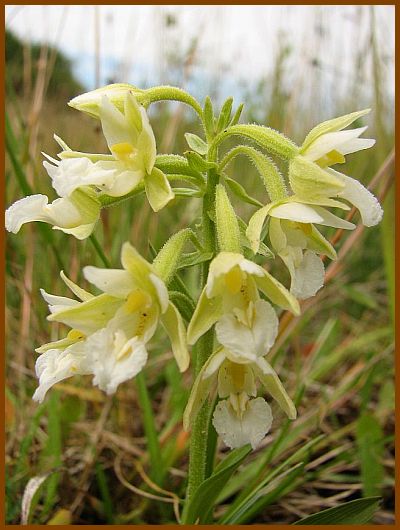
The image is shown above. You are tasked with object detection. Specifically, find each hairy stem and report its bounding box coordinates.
[183,157,219,515]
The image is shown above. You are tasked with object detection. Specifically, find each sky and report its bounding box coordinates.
[5,5,395,107]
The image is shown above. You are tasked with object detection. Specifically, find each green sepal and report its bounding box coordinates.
[152,228,193,284]
[216,97,233,133]
[215,184,241,253]
[185,133,208,155]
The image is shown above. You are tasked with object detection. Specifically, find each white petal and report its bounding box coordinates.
[60,271,94,301]
[44,157,117,198]
[99,95,137,150]
[89,329,148,394]
[217,360,256,398]
[101,167,144,197]
[32,343,92,402]
[5,195,77,233]
[287,250,325,300]
[328,169,384,227]
[48,293,123,334]
[269,202,324,224]
[254,357,297,419]
[206,253,244,298]
[187,286,223,345]
[160,301,190,372]
[216,299,278,361]
[337,138,375,156]
[40,288,80,314]
[183,349,222,430]
[212,397,272,450]
[138,106,157,173]
[304,127,369,162]
[311,206,356,230]
[83,266,135,298]
[149,273,169,313]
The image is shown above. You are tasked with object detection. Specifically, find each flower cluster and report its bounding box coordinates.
[5,84,383,452]
[184,252,299,449]
[33,242,189,402]
[6,90,174,239]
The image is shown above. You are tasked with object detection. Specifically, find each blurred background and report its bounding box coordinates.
[5,5,395,525]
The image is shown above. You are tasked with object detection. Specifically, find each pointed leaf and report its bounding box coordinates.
[185,133,208,155]
[293,496,381,525]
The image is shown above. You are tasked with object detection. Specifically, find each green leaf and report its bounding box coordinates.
[176,251,213,270]
[184,133,208,155]
[182,445,251,524]
[215,184,241,253]
[168,291,195,322]
[224,176,263,207]
[293,496,381,525]
[216,97,233,133]
[185,151,217,173]
[222,462,305,524]
[153,228,193,284]
[229,103,244,126]
[203,96,215,138]
[173,187,203,198]
[155,154,205,183]
[356,413,384,497]
[135,372,164,485]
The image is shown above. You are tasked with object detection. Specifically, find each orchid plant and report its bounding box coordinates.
[5,83,383,522]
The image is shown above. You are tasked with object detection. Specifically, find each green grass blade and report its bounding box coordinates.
[293,496,381,525]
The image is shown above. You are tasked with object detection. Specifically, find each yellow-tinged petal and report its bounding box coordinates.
[144,167,174,212]
[160,301,190,372]
[187,286,223,345]
[289,155,345,201]
[254,357,297,419]
[60,271,94,301]
[183,348,225,431]
[246,203,274,253]
[254,269,300,315]
[300,109,370,154]
[47,293,123,334]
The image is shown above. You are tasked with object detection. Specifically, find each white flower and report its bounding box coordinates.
[32,243,189,402]
[187,252,300,346]
[5,189,100,240]
[287,109,383,227]
[212,397,272,450]
[184,299,296,450]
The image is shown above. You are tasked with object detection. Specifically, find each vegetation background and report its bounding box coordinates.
[5,5,395,525]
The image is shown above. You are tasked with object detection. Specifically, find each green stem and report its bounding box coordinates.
[218,145,287,202]
[183,152,219,515]
[89,234,110,267]
[143,86,203,121]
[209,124,299,161]
[135,371,164,485]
